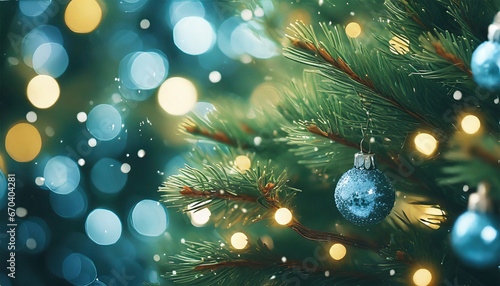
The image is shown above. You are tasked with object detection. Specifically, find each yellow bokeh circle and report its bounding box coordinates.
[65,0,103,33]
[5,123,42,162]
[329,243,347,260]
[27,75,60,109]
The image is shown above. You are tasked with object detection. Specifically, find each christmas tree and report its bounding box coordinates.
[156,0,500,285]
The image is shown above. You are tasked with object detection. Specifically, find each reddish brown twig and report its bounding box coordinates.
[288,219,380,250]
[183,123,247,148]
[431,42,472,76]
[290,39,427,124]
[307,125,366,152]
[180,187,258,203]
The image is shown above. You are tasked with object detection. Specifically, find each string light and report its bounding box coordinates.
[158,77,198,115]
[461,115,481,134]
[329,243,347,260]
[274,208,292,225]
[235,155,251,171]
[413,268,432,286]
[189,204,211,227]
[5,123,42,162]
[27,75,60,109]
[65,0,102,33]
[345,22,362,38]
[389,36,410,55]
[231,232,248,249]
[414,133,438,156]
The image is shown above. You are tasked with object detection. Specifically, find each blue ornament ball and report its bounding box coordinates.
[471,41,500,90]
[451,211,500,268]
[334,168,395,226]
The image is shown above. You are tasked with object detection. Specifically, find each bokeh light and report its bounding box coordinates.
[18,218,50,253]
[345,22,362,38]
[118,0,148,12]
[65,0,102,33]
[329,243,347,260]
[19,0,52,17]
[33,42,69,77]
[0,169,6,208]
[390,36,410,55]
[413,268,432,286]
[91,158,128,194]
[62,253,97,285]
[461,115,481,134]
[77,112,87,122]
[286,9,311,25]
[118,85,154,102]
[158,77,198,115]
[130,200,168,236]
[414,133,438,156]
[235,155,251,171]
[22,25,64,67]
[188,203,211,227]
[168,0,205,27]
[86,104,122,141]
[44,156,81,194]
[129,51,169,90]
[85,208,122,245]
[49,188,88,218]
[191,101,216,119]
[250,82,281,108]
[231,22,277,59]
[27,75,60,109]
[274,208,292,225]
[231,232,248,249]
[173,17,216,55]
[209,71,221,83]
[5,123,42,162]
[26,111,37,123]
[218,17,241,59]
[108,30,143,61]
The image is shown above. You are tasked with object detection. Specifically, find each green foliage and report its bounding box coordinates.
[160,146,300,228]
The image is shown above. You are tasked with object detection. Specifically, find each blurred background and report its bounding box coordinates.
[0,0,380,285]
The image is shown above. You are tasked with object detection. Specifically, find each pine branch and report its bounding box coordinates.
[430,41,472,76]
[287,34,427,125]
[160,240,380,286]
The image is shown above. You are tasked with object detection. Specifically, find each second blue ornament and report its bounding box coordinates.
[471,12,500,90]
[334,152,395,226]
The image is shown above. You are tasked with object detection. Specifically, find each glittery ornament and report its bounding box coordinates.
[471,12,500,90]
[334,152,395,226]
[451,183,500,268]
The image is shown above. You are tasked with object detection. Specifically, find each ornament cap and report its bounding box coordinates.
[488,12,500,42]
[468,182,493,213]
[354,152,376,170]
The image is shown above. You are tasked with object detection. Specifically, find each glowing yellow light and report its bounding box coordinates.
[235,155,251,171]
[414,133,438,156]
[250,82,281,108]
[27,75,60,109]
[158,77,198,115]
[274,208,293,225]
[329,243,347,260]
[5,123,42,162]
[189,205,211,227]
[286,9,311,25]
[0,154,6,174]
[345,22,362,38]
[230,232,248,250]
[413,268,432,286]
[65,0,102,33]
[461,115,481,134]
[389,36,410,55]
[420,207,445,230]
